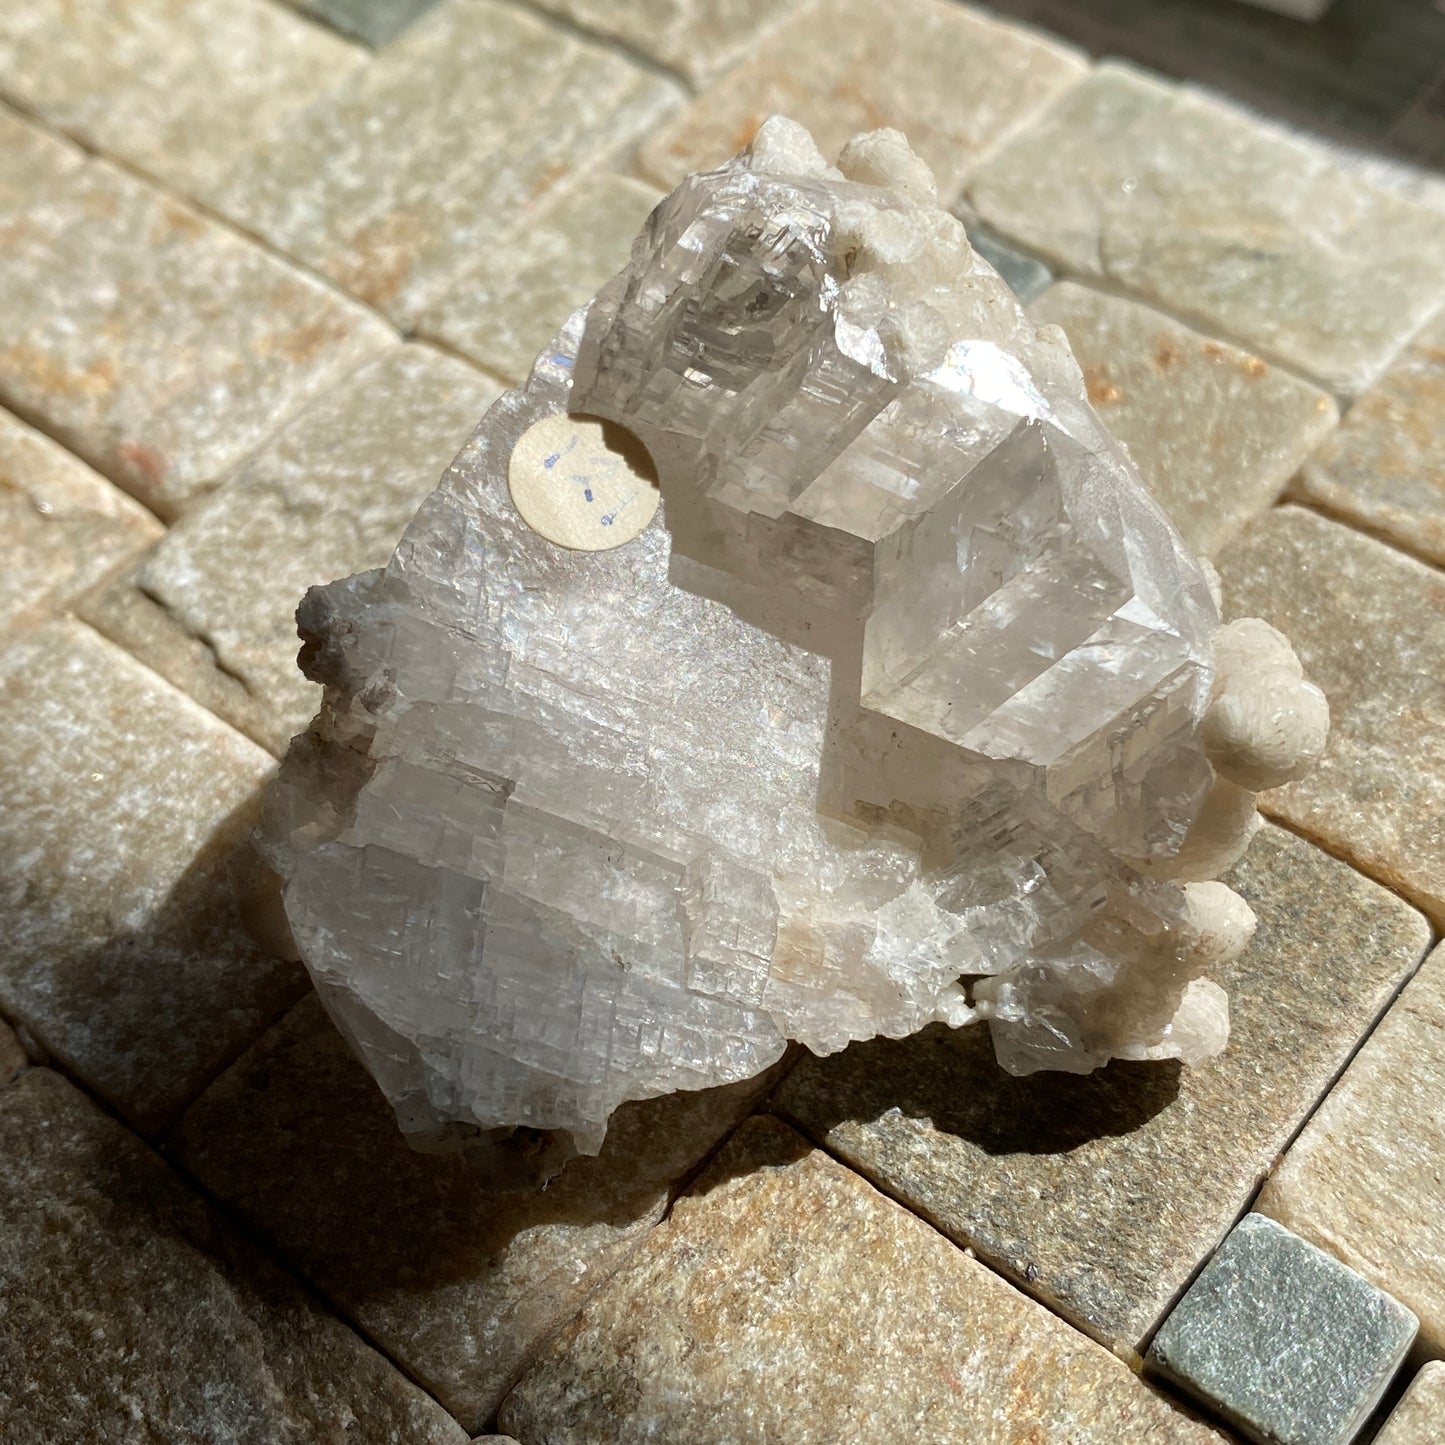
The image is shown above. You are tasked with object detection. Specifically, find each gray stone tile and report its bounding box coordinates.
[775,825,1430,1353]
[208,0,682,329]
[1216,506,1445,927]
[81,345,499,757]
[1259,941,1445,1358]
[527,0,803,83]
[0,156,394,520]
[637,0,1087,202]
[1147,1213,1417,1445]
[499,1115,1226,1444]
[168,993,787,1432]
[1295,310,1445,568]
[964,219,1053,305]
[1375,1361,1445,1445]
[0,1068,467,1445]
[287,0,443,47]
[0,620,305,1137]
[1028,282,1338,557]
[0,0,365,199]
[0,406,162,634]
[419,173,662,382]
[968,65,1445,396]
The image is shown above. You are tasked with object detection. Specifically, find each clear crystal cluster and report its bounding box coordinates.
[260,119,1328,1178]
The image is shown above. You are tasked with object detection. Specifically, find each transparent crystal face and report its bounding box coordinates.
[262,122,1243,1170]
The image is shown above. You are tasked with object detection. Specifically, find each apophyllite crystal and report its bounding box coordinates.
[260,119,1328,1180]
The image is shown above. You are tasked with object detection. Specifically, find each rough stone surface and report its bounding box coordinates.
[0,0,365,198]
[1028,282,1338,557]
[286,0,442,47]
[208,0,682,328]
[0,105,84,201]
[499,1114,1225,1443]
[0,156,394,520]
[0,1020,26,1091]
[1147,1213,1418,1445]
[81,346,500,757]
[638,0,1087,201]
[168,993,788,1432]
[776,825,1431,1351]
[0,1068,468,1445]
[1375,1362,1445,1445]
[419,174,662,382]
[529,0,801,82]
[1295,310,1445,567]
[968,65,1445,396]
[1259,941,1445,1358]
[0,620,304,1136]
[0,406,162,634]
[1216,506,1445,926]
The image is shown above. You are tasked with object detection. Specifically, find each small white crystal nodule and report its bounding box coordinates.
[260,119,1326,1180]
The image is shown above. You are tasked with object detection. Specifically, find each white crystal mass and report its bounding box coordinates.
[260,120,1327,1175]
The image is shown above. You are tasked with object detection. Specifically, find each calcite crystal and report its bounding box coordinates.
[261,119,1327,1175]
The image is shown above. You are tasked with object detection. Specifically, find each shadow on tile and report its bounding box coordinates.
[165,989,787,1427]
[4,783,306,1142]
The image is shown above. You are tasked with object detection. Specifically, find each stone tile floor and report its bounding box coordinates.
[0,1,1441,1441]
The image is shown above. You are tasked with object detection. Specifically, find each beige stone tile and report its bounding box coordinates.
[167,993,787,1432]
[1295,310,1445,567]
[0,620,305,1136]
[208,0,682,329]
[419,173,662,382]
[637,0,1087,202]
[0,1068,467,1444]
[0,103,83,202]
[969,66,1445,396]
[499,1115,1225,1443]
[1216,506,1445,926]
[0,406,161,633]
[1258,941,1445,1357]
[0,156,394,520]
[528,0,803,83]
[1375,1361,1445,1445]
[775,826,1430,1352]
[0,0,365,198]
[81,346,499,757]
[1029,282,1338,557]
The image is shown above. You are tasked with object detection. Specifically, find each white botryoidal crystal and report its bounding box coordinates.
[260,118,1327,1176]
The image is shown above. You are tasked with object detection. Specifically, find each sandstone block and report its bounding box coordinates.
[168,995,788,1431]
[209,0,682,328]
[0,1068,467,1444]
[500,1115,1225,1443]
[638,0,1087,203]
[1216,506,1445,926]
[419,174,662,382]
[81,346,499,756]
[0,157,394,519]
[969,65,1445,396]
[1296,310,1445,567]
[775,826,1430,1351]
[1259,941,1445,1357]
[0,0,365,198]
[1029,283,1337,557]
[0,407,162,633]
[0,621,304,1135]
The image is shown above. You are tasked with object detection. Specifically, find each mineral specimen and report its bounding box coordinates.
[260,119,1327,1177]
